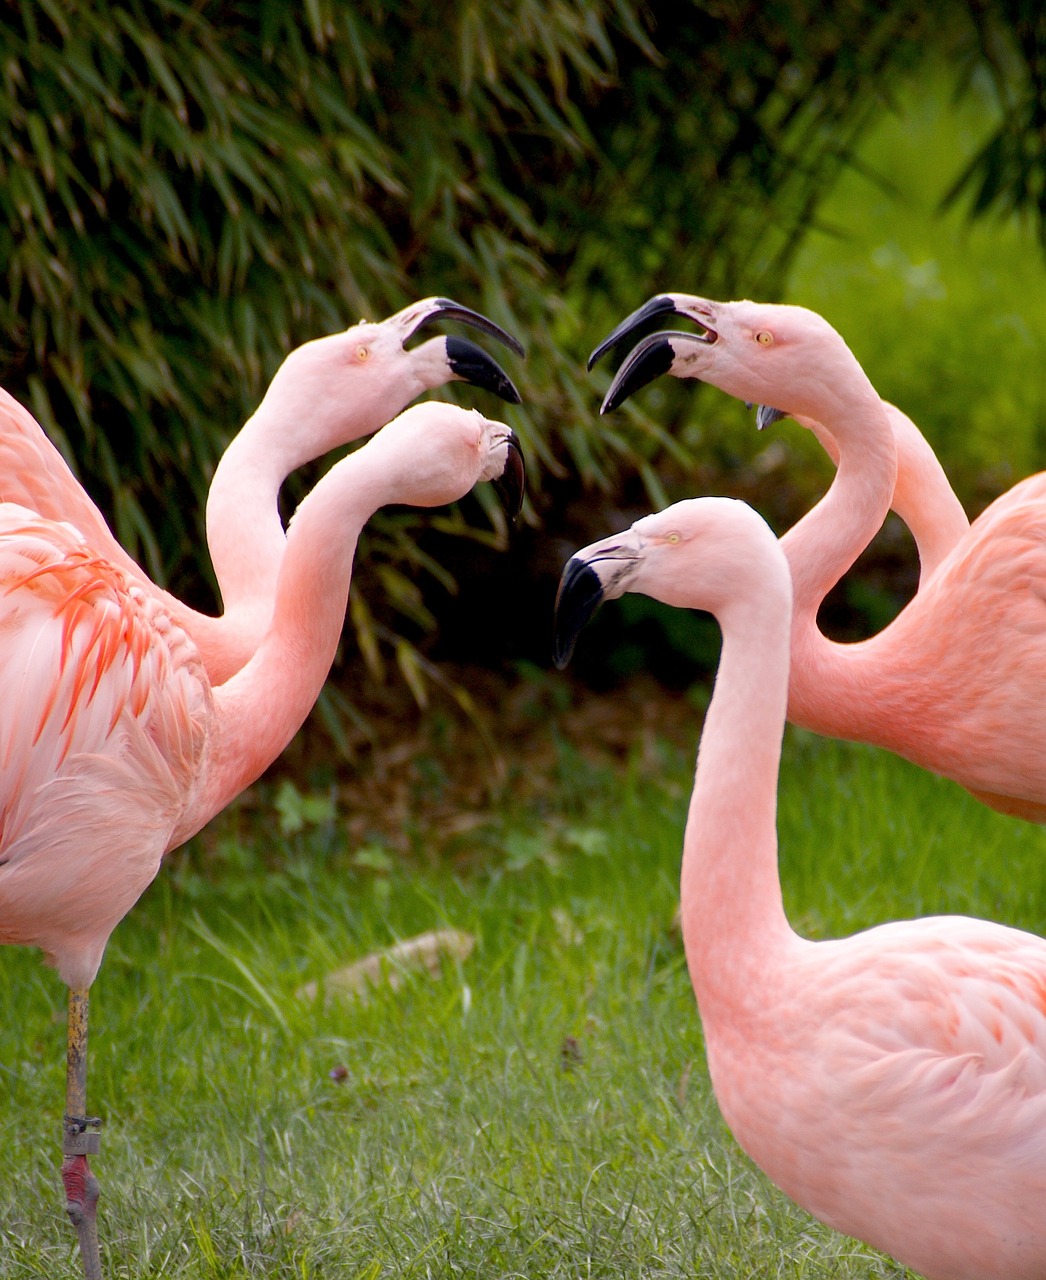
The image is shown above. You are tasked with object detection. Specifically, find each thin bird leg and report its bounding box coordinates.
[60,986,103,1280]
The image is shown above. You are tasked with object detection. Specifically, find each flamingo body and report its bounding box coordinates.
[3,401,522,979]
[591,295,1046,822]
[708,918,1046,1280]
[554,497,1046,1280]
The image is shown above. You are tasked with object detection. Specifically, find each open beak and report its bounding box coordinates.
[600,330,698,413]
[446,336,522,405]
[492,431,526,523]
[552,533,643,668]
[404,297,525,358]
[587,295,681,371]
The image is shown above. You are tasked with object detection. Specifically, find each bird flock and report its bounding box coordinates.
[3,288,1046,1280]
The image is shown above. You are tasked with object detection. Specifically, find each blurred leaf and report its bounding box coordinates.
[273,778,337,836]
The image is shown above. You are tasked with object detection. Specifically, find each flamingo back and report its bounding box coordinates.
[707,918,1046,1280]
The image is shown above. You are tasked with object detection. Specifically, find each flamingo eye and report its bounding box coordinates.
[755,330,774,346]
[356,345,370,361]
[665,531,681,545]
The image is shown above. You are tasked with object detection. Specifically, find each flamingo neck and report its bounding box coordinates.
[879,406,969,584]
[781,385,897,621]
[184,446,393,837]
[203,379,418,669]
[204,401,309,623]
[799,406,969,587]
[679,579,796,1030]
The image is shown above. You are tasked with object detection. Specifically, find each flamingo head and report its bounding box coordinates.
[257,298,523,465]
[360,402,526,523]
[589,294,870,424]
[553,497,785,668]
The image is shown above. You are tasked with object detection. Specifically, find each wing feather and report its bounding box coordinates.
[0,506,211,987]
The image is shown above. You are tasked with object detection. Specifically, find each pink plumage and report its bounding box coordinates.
[555,496,1046,1280]
[593,294,1046,822]
[0,507,208,991]
[0,401,523,1278]
[0,299,521,686]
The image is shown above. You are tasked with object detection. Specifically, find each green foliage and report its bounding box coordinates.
[786,55,1046,510]
[0,1,938,615]
[941,1,1046,241]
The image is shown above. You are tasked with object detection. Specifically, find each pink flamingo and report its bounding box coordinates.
[590,296,970,588]
[0,297,523,685]
[553,495,1046,1280]
[589,295,1046,822]
[0,401,524,1279]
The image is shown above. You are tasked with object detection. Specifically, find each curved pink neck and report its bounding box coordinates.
[181,445,393,839]
[204,398,325,628]
[778,383,900,736]
[800,404,968,586]
[680,579,797,1030]
[781,385,897,618]
[201,374,419,681]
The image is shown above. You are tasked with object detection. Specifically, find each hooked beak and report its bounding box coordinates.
[404,297,526,358]
[587,295,681,371]
[445,336,522,405]
[492,431,526,523]
[552,533,643,669]
[600,330,699,413]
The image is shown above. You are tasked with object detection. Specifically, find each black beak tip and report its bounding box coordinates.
[755,405,789,431]
[552,637,575,671]
[446,336,522,405]
[601,334,675,413]
[587,294,680,372]
[431,298,526,358]
[493,433,526,523]
[552,558,605,669]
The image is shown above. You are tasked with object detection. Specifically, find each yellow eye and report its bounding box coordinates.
[756,330,774,346]
[356,345,370,361]
[666,532,681,545]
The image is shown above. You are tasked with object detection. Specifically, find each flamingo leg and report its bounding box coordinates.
[60,987,103,1280]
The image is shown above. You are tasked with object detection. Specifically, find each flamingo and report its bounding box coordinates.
[0,296,523,685]
[587,294,1046,822]
[0,400,524,1280]
[553,496,1046,1280]
[590,296,970,588]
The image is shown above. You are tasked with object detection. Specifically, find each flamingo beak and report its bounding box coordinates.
[587,294,681,371]
[491,431,526,523]
[602,330,700,414]
[552,533,643,668]
[405,297,526,358]
[553,556,605,669]
[755,405,788,431]
[445,336,522,405]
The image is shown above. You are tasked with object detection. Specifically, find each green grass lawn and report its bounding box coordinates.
[3,709,1044,1278]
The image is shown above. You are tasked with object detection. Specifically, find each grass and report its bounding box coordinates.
[2,712,1044,1279]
